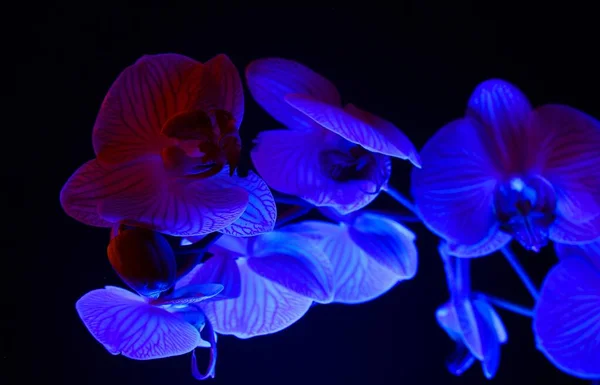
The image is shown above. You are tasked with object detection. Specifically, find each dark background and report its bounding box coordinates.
[8,4,598,385]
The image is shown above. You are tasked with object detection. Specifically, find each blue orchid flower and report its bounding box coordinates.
[180,231,334,338]
[245,58,420,215]
[437,243,508,379]
[534,240,600,379]
[283,208,418,303]
[76,227,223,380]
[411,79,600,257]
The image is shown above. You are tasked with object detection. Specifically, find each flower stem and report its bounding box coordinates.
[475,293,534,318]
[500,246,540,301]
[383,186,418,217]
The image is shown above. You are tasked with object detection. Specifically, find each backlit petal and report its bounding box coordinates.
[411,118,501,246]
[347,212,418,278]
[550,214,600,246]
[466,79,533,172]
[96,159,249,236]
[75,286,200,360]
[200,259,312,338]
[534,257,600,379]
[219,171,277,237]
[176,253,242,299]
[284,221,401,304]
[252,129,389,214]
[527,105,600,224]
[93,54,203,164]
[285,94,420,165]
[246,58,341,131]
[248,231,334,303]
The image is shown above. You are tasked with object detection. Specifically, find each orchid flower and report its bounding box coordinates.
[534,240,600,379]
[76,227,224,380]
[246,58,420,214]
[412,79,600,257]
[283,208,417,303]
[60,53,275,237]
[179,231,334,338]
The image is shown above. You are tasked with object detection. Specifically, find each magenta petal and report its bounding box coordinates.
[411,118,501,246]
[251,129,388,214]
[285,94,420,165]
[248,231,334,303]
[200,259,313,338]
[534,257,600,379]
[176,252,242,299]
[528,105,600,224]
[550,214,600,245]
[219,171,277,237]
[96,160,249,236]
[75,286,200,359]
[92,54,203,164]
[245,58,341,131]
[466,79,533,172]
[347,212,418,278]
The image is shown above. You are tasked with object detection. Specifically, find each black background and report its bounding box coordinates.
[8,4,599,385]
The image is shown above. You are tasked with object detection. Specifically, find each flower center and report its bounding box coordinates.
[160,109,241,178]
[493,175,557,252]
[319,145,376,183]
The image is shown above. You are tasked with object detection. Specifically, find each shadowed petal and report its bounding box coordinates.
[252,129,389,214]
[152,284,224,305]
[75,286,200,360]
[92,54,204,164]
[246,58,341,131]
[466,79,533,172]
[176,253,242,299]
[347,212,418,278]
[447,229,512,258]
[200,259,313,338]
[528,105,600,224]
[285,94,420,166]
[534,257,600,379]
[219,171,277,237]
[411,118,501,246]
[285,221,401,304]
[550,214,600,245]
[555,239,600,271]
[248,231,334,303]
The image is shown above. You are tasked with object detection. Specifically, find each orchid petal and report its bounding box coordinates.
[411,118,500,247]
[248,231,334,303]
[252,129,389,214]
[152,284,224,305]
[284,221,401,304]
[555,239,600,272]
[219,171,277,237]
[75,286,200,360]
[176,253,242,299]
[472,298,503,379]
[466,79,533,172]
[92,54,203,164]
[534,257,600,379]
[446,229,512,258]
[528,105,600,224]
[550,214,600,245]
[201,259,312,338]
[245,58,341,131]
[192,318,217,380]
[347,212,418,278]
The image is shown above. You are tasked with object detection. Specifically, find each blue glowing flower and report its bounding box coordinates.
[60,54,276,237]
[411,79,600,257]
[179,231,334,338]
[283,209,418,303]
[437,244,507,379]
[533,240,600,379]
[246,58,420,214]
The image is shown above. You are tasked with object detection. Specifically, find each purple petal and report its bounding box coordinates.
[555,239,600,272]
[245,58,341,131]
[200,259,313,338]
[446,229,512,258]
[285,94,420,166]
[219,171,277,237]
[528,105,600,225]
[251,129,389,214]
[550,214,600,245]
[534,257,600,379]
[411,118,501,246]
[248,231,334,303]
[176,252,242,299]
[466,79,533,172]
[152,284,224,305]
[347,212,418,278]
[75,286,200,359]
[285,221,401,304]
